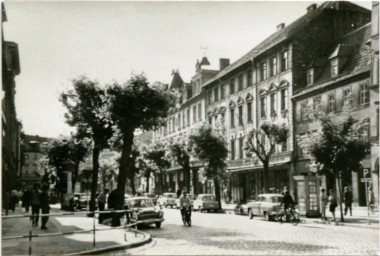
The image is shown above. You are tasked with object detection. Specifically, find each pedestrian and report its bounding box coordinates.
[328,189,337,221]
[40,185,50,230]
[320,188,328,221]
[10,189,19,212]
[368,187,375,214]
[107,189,120,227]
[281,186,288,196]
[98,189,109,224]
[30,183,42,226]
[280,189,295,221]
[343,186,353,216]
[3,190,11,216]
[22,188,32,213]
[176,187,182,198]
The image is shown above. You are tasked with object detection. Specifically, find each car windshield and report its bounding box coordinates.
[126,199,154,208]
[165,194,175,198]
[271,197,283,203]
[201,195,215,201]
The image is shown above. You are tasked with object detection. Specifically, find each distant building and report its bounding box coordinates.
[2,3,23,194]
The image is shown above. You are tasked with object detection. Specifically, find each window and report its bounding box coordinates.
[281,89,287,111]
[214,86,219,102]
[239,137,244,159]
[230,139,235,160]
[331,58,338,77]
[230,108,235,128]
[238,74,244,91]
[327,93,336,113]
[247,69,252,87]
[209,117,212,125]
[260,96,267,118]
[214,115,218,126]
[238,105,243,125]
[178,114,181,130]
[247,102,252,122]
[343,88,352,106]
[208,90,213,104]
[271,57,277,77]
[307,69,314,85]
[198,103,202,121]
[260,62,267,81]
[193,106,196,123]
[221,84,226,99]
[187,109,190,126]
[230,79,235,94]
[301,101,309,121]
[281,140,288,152]
[281,51,288,72]
[221,113,225,124]
[182,112,185,128]
[270,93,277,116]
[313,96,321,110]
[359,83,369,105]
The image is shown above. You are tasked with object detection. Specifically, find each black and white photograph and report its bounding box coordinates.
[1,0,379,255]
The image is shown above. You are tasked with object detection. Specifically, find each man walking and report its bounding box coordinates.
[22,188,32,213]
[40,185,50,230]
[343,186,353,216]
[98,189,109,224]
[30,183,41,226]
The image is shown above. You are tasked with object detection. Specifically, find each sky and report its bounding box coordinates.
[3,0,372,138]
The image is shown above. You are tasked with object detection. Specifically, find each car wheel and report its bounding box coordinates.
[264,212,271,221]
[249,209,254,219]
[155,222,161,228]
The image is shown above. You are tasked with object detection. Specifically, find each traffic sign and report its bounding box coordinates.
[363,168,370,177]
[361,178,372,182]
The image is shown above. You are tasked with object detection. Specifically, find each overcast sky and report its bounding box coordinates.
[3,1,372,138]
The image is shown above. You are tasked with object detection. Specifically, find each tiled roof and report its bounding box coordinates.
[203,1,370,88]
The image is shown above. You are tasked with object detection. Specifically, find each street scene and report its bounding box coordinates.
[2,1,379,255]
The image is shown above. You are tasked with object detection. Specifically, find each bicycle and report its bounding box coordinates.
[275,205,300,226]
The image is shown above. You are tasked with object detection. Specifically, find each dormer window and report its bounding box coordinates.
[331,58,339,77]
[307,68,314,85]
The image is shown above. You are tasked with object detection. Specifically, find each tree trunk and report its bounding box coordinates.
[146,173,150,193]
[185,164,191,192]
[213,177,222,210]
[90,145,100,213]
[160,170,164,194]
[262,161,269,193]
[72,162,79,192]
[116,130,134,210]
[337,173,345,222]
[129,176,136,195]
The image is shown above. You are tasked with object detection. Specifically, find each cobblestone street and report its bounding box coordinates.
[111,208,379,255]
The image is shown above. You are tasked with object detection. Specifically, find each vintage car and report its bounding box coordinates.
[124,197,164,228]
[157,192,177,208]
[144,193,158,205]
[175,194,196,209]
[74,193,97,210]
[247,194,283,221]
[193,194,219,212]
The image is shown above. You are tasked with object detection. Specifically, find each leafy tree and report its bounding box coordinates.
[142,141,171,194]
[167,138,191,192]
[245,122,289,193]
[99,158,118,194]
[136,147,156,193]
[297,111,369,222]
[107,75,175,209]
[60,77,113,212]
[188,125,229,209]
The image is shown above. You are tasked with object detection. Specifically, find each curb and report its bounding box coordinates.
[68,230,152,255]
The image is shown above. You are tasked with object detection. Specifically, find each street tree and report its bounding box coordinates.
[167,138,191,192]
[60,77,113,212]
[188,125,229,209]
[107,75,175,209]
[136,147,155,193]
[297,110,369,222]
[142,141,171,194]
[245,122,289,193]
[99,158,118,194]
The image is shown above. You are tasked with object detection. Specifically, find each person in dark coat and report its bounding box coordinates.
[107,189,120,227]
[281,190,295,218]
[98,189,109,224]
[3,191,10,216]
[40,185,50,230]
[343,186,353,216]
[30,183,41,226]
[176,187,182,198]
[22,188,32,213]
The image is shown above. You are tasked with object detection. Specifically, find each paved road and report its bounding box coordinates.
[110,208,379,255]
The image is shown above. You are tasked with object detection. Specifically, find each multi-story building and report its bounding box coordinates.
[369,2,379,206]
[2,3,23,195]
[293,22,372,210]
[202,2,370,211]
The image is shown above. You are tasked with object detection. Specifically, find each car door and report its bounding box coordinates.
[253,197,262,215]
[260,196,269,215]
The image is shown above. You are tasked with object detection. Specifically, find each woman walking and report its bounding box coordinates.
[328,189,338,221]
[320,188,328,221]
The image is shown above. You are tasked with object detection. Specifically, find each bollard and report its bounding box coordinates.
[93,211,96,248]
[28,216,32,255]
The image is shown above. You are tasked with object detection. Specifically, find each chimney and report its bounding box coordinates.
[219,58,230,71]
[307,3,317,13]
[277,23,285,32]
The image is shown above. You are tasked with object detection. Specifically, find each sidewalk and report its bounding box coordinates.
[1,205,151,255]
[221,203,379,229]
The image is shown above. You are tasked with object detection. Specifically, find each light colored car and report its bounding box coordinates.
[193,194,219,212]
[234,200,255,215]
[157,192,177,208]
[144,193,158,205]
[247,194,283,221]
[175,194,196,209]
[124,197,164,228]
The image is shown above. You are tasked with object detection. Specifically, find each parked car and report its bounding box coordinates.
[74,193,97,210]
[124,196,164,228]
[157,193,177,208]
[144,193,158,205]
[247,194,283,221]
[175,194,196,209]
[193,194,219,212]
[234,200,255,215]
